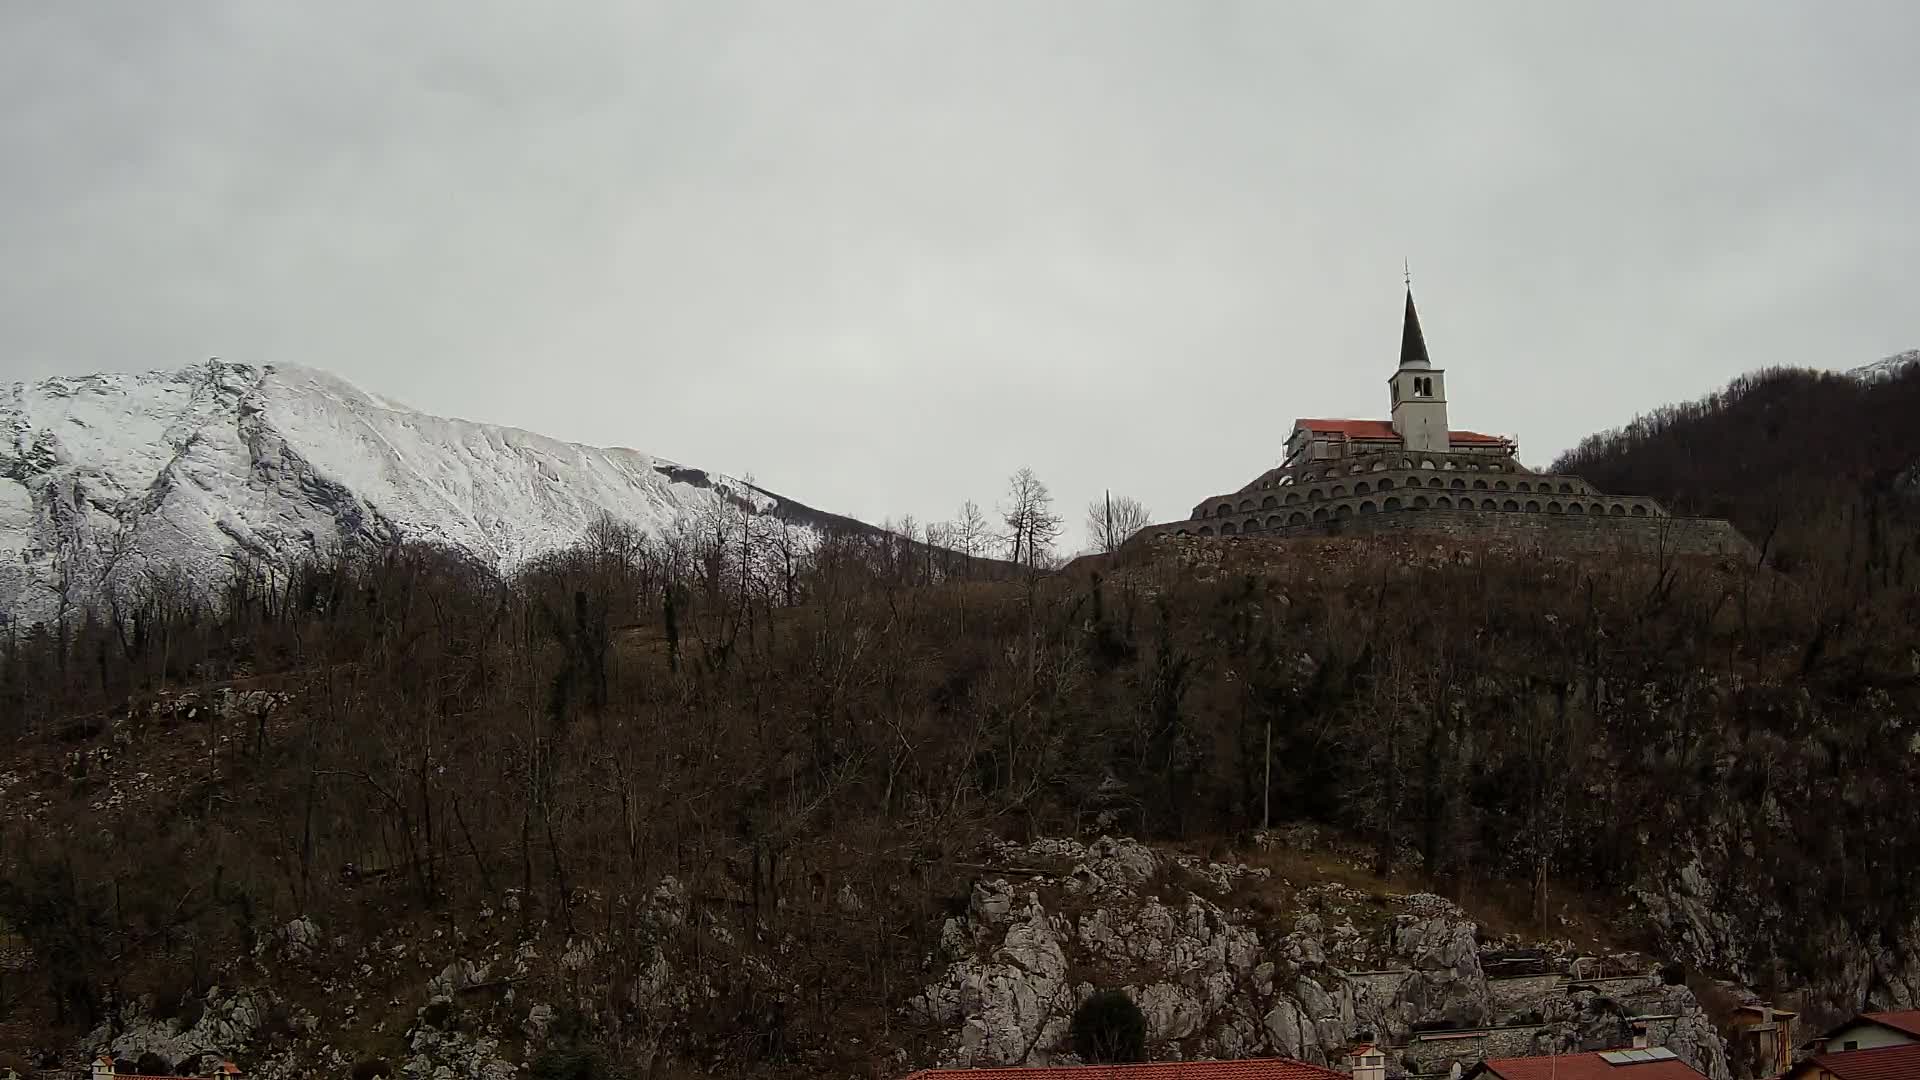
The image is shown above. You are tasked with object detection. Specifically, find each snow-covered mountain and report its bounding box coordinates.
[1,361,859,623]
[1849,348,1920,381]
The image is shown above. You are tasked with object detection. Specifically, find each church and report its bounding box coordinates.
[1133,289,1749,555]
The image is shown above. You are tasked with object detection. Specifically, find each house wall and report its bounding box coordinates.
[1823,1021,1916,1052]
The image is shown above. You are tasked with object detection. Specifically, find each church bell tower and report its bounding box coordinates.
[1389,287,1449,453]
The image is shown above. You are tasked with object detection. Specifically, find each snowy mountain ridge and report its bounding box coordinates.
[1848,348,1920,381]
[1,360,854,624]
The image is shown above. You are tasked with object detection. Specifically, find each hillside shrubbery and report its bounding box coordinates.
[0,366,1917,1069]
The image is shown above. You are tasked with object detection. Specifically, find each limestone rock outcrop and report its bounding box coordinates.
[912,836,1732,1080]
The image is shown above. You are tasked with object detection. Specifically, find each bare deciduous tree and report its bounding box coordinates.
[1085,492,1152,555]
[1000,467,1063,572]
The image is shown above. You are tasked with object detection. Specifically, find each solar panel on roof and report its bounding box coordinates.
[1597,1047,1680,1066]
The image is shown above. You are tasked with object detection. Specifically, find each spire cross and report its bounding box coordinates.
[1404,259,1411,288]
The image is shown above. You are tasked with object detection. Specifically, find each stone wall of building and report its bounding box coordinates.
[1141,508,1753,561]
[1282,508,1754,559]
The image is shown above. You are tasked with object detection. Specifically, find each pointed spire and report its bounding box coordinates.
[1399,286,1431,370]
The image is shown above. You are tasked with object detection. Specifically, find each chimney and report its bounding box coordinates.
[1348,1042,1387,1080]
[91,1056,116,1080]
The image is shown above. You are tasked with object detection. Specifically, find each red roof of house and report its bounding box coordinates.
[1861,1009,1920,1038]
[1474,1051,1707,1080]
[1800,1043,1920,1079]
[1291,418,1508,446]
[901,1059,1346,1080]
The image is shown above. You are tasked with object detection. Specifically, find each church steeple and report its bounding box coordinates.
[1398,287,1431,370]
[1389,281,1448,453]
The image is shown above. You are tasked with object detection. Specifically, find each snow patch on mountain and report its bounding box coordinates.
[1848,348,1920,382]
[0,360,842,624]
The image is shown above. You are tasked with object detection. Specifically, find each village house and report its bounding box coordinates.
[1725,1001,1797,1078]
[1782,1042,1920,1080]
[900,1050,1360,1080]
[1806,1010,1920,1054]
[88,1056,241,1080]
[1463,1047,1709,1080]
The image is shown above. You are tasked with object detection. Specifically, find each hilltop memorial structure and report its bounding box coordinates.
[1133,289,1751,557]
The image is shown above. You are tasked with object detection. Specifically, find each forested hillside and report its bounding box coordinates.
[0,363,1918,1078]
[1553,358,1920,569]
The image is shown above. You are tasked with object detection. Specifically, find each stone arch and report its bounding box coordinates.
[1288,511,1308,525]
[1473,479,1489,490]
[1262,495,1278,509]
[1360,500,1378,514]
[1496,480,1511,491]
[1451,478,1466,490]
[1569,502,1585,514]
[1221,521,1238,535]
[1481,498,1498,510]
[1378,477,1396,490]
[1631,504,1648,516]
[1334,503,1353,519]
[1355,481,1372,495]
[1174,529,1190,537]
[1241,519,1261,534]
[1436,496,1452,508]
[1406,496,1423,509]
[1420,459,1437,470]
[1559,482,1573,494]
[1239,498,1255,511]
[1308,488,1324,502]
[1278,475,1293,486]
[1199,526,1214,536]
[1503,499,1520,511]
[1331,485,1347,497]
[1268,515,1285,529]
[1311,508,1329,522]
[1428,477,1443,488]
[1284,492,1301,506]
[1443,460,1456,470]
[1525,500,1541,512]
[1517,481,1532,492]
[1399,458,1414,469]
[1371,459,1388,472]
[1548,501,1563,513]
[1217,502,1233,517]
[1610,504,1626,515]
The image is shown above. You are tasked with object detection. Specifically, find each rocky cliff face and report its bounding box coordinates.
[909,836,1730,1079]
[51,834,1738,1080]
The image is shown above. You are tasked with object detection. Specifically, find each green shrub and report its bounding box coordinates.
[1071,989,1147,1064]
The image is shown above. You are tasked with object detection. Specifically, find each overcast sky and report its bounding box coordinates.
[3,2,1915,547]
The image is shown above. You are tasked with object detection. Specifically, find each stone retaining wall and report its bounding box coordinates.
[1146,508,1753,561]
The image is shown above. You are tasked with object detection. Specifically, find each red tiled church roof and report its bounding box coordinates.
[1472,1051,1707,1080]
[901,1059,1346,1080]
[1800,1043,1920,1080]
[1291,418,1509,446]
